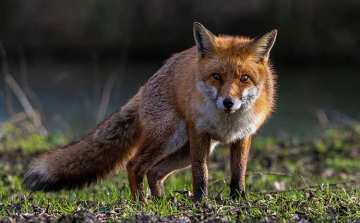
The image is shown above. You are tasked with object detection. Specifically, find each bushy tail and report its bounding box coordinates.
[23,92,141,191]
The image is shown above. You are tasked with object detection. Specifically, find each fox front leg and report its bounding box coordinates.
[189,127,211,203]
[229,136,252,200]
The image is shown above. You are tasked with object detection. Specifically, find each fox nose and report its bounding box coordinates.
[223,98,234,109]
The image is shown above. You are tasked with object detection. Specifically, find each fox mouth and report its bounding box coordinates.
[222,108,237,114]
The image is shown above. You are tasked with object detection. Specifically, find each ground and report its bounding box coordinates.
[1,122,360,222]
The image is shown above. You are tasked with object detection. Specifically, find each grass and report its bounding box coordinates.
[1,121,360,222]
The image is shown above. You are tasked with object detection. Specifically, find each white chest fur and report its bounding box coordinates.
[195,100,263,144]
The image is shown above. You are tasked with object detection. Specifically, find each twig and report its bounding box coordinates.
[254,187,310,194]
[209,172,292,185]
[5,74,48,136]
[18,47,29,90]
[326,179,357,187]
[20,192,36,204]
[248,172,292,176]
[253,179,358,194]
[301,176,310,190]
[117,183,126,198]
[324,109,360,128]
[315,109,329,128]
[6,112,27,124]
[92,51,101,117]
[18,47,47,127]
[96,38,130,124]
[50,114,74,140]
[215,187,225,198]
[0,40,14,115]
[209,176,230,185]
[0,41,9,75]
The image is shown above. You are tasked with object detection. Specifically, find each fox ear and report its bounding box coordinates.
[250,29,277,63]
[193,22,217,58]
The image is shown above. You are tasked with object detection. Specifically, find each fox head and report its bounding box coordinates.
[194,22,277,114]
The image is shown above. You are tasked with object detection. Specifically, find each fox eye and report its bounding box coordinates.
[240,75,249,82]
[212,73,221,81]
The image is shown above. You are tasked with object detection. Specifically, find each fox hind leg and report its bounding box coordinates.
[147,143,191,198]
[126,115,189,201]
[126,139,170,202]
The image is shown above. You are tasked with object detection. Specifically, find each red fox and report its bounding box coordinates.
[23,23,277,202]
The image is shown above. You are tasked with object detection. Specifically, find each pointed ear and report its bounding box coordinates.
[250,29,277,63]
[193,22,217,58]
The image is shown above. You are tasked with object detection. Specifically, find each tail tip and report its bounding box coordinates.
[22,164,58,192]
[22,172,47,191]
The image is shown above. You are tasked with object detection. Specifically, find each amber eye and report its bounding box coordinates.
[212,73,221,81]
[240,75,249,82]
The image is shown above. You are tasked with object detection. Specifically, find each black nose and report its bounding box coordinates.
[223,98,234,109]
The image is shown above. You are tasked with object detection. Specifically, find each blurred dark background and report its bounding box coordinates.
[0,0,359,139]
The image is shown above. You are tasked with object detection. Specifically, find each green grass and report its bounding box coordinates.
[1,121,360,222]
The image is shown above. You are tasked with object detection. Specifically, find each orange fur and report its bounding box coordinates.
[23,23,277,203]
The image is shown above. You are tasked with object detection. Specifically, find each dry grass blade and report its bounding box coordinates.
[4,74,48,137]
[96,72,119,124]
